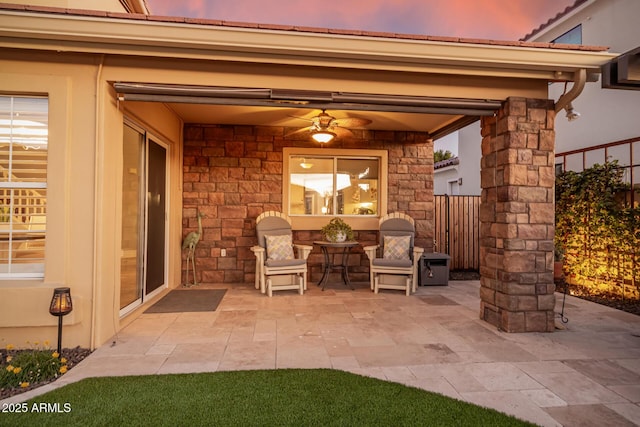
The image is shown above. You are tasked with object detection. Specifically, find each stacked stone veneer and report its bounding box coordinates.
[182,125,434,284]
[479,97,556,332]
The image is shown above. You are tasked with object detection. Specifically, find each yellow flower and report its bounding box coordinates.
[60,357,67,364]
[5,355,12,363]
[59,366,68,374]
[43,340,50,347]
[13,367,22,374]
[5,344,14,350]
[52,351,59,358]
[6,365,14,372]
[34,341,39,346]
[20,382,29,388]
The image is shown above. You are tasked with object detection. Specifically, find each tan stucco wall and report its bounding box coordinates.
[0,51,184,349]
[0,52,98,348]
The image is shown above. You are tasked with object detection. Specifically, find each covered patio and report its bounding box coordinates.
[10,281,640,426]
[0,4,622,351]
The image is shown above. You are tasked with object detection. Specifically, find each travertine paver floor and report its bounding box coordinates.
[5,280,640,427]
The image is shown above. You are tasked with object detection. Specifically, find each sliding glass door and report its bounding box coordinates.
[120,122,168,314]
[145,137,166,295]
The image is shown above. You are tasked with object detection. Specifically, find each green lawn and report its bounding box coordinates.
[2,369,536,426]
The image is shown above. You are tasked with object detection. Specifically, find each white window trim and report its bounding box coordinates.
[283,147,388,230]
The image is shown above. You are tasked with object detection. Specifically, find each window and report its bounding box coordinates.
[284,148,387,229]
[553,25,582,45]
[0,96,48,278]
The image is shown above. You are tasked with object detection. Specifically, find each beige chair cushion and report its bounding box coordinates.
[372,258,412,268]
[265,258,307,267]
[265,234,295,261]
[383,235,411,261]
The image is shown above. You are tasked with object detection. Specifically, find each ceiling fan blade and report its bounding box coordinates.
[332,117,372,128]
[285,126,313,137]
[287,114,315,123]
[332,127,354,138]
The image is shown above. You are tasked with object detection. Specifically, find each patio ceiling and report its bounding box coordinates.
[168,104,454,135]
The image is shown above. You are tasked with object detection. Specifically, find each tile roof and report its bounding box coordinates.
[434,157,460,170]
[0,2,609,52]
[521,0,588,41]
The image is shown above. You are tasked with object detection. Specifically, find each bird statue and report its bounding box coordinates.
[182,210,204,286]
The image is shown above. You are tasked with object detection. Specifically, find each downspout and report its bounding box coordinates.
[90,54,105,351]
[555,68,587,113]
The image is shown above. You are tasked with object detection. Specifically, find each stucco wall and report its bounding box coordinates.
[529,0,640,154]
[0,52,99,349]
[0,53,185,350]
[182,124,435,285]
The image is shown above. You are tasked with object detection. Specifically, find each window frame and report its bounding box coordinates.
[552,24,582,45]
[283,147,387,230]
[0,95,48,279]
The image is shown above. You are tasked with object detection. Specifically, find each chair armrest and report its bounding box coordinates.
[250,246,265,261]
[411,246,424,293]
[412,247,424,266]
[294,244,313,260]
[250,246,265,292]
[363,245,379,261]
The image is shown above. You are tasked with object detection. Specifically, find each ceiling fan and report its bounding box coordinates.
[286,109,372,142]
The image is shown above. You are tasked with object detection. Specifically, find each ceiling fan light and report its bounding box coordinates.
[311,130,336,143]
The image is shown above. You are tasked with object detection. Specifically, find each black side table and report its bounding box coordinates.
[313,241,359,291]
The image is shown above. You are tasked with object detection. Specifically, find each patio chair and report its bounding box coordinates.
[250,211,312,297]
[363,212,424,296]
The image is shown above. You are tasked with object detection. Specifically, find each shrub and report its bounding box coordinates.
[555,161,640,299]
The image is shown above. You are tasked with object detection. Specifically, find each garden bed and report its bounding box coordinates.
[556,280,640,316]
[1,346,91,400]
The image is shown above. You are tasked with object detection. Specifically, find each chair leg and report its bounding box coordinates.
[266,278,273,297]
[298,275,304,295]
[374,275,379,294]
[406,277,411,296]
[254,265,260,290]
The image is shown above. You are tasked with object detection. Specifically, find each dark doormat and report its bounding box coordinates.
[418,295,459,306]
[144,289,227,314]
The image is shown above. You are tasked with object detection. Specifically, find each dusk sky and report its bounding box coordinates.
[146,0,576,41]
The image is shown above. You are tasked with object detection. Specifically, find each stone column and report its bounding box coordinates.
[479,97,556,332]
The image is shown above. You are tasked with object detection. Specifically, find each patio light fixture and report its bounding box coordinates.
[311,130,336,143]
[49,287,73,354]
[299,158,314,169]
[564,102,580,121]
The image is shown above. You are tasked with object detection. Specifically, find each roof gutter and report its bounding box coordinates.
[0,9,616,81]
